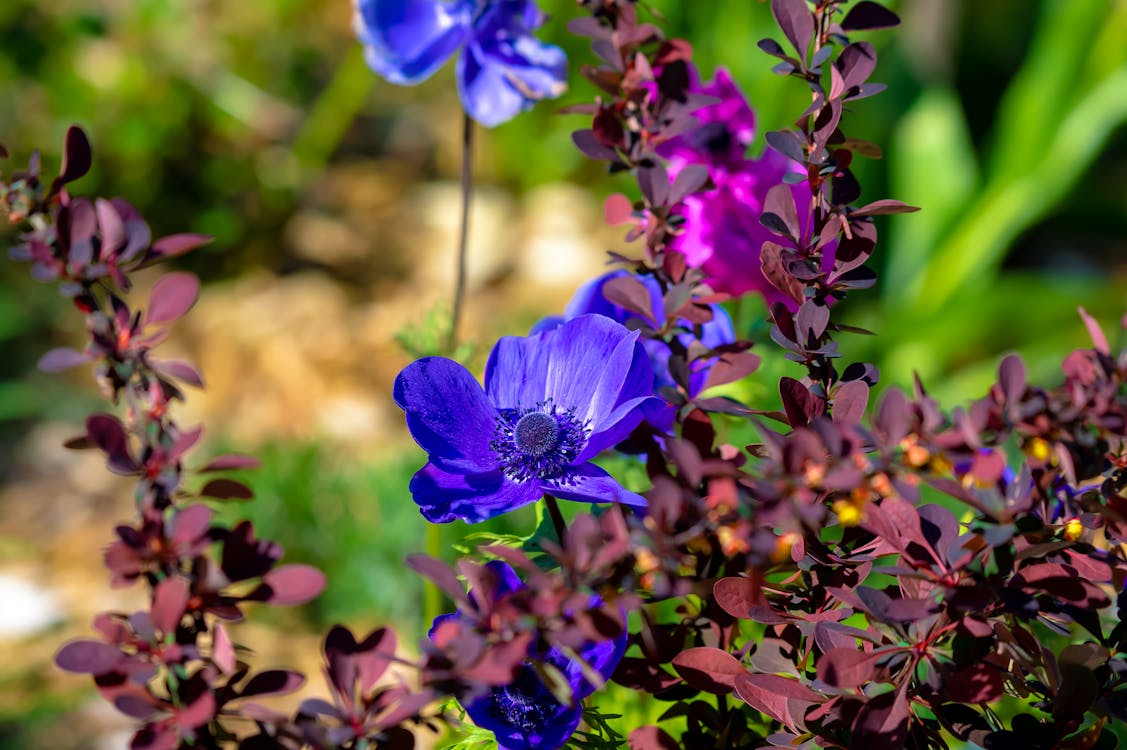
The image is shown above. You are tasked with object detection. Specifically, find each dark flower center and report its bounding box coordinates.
[689,121,733,156]
[488,664,559,736]
[491,401,589,482]
[514,412,560,457]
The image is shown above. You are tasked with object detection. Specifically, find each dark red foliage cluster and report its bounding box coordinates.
[7,1,1127,749]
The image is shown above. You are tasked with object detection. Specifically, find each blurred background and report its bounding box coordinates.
[0,0,1125,747]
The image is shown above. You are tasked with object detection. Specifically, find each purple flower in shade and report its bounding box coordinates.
[431,561,626,750]
[660,67,828,308]
[535,270,736,432]
[352,0,567,127]
[393,315,656,523]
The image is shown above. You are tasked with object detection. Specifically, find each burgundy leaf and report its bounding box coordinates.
[406,554,469,605]
[86,413,138,474]
[603,274,657,324]
[151,359,205,388]
[702,351,761,392]
[672,647,746,694]
[780,377,823,428]
[356,627,398,693]
[998,354,1027,404]
[637,163,670,207]
[240,670,306,699]
[148,233,212,260]
[199,478,254,501]
[734,673,821,733]
[170,504,212,545]
[833,380,869,424]
[1078,306,1110,354]
[198,454,262,473]
[835,42,878,91]
[175,690,217,730]
[628,726,679,750]
[770,0,815,61]
[51,125,92,192]
[669,164,710,204]
[213,622,236,674]
[841,1,901,31]
[763,183,800,240]
[146,272,200,326]
[257,564,326,606]
[850,199,920,217]
[761,242,805,304]
[150,576,190,633]
[943,662,1005,704]
[816,647,887,689]
[38,347,90,372]
[604,193,634,225]
[851,683,910,749]
[713,576,761,619]
[55,639,122,674]
[572,129,618,162]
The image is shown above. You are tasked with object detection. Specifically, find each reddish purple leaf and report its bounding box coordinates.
[1078,306,1110,354]
[835,42,878,91]
[670,164,710,204]
[761,242,805,304]
[86,413,138,474]
[672,647,746,694]
[152,358,206,388]
[833,380,869,424]
[406,554,467,604]
[852,683,910,749]
[850,199,919,217]
[605,193,634,225]
[198,454,262,473]
[734,673,821,733]
[38,347,90,372]
[841,1,901,31]
[149,233,212,260]
[213,622,236,674]
[170,504,212,545]
[713,576,760,619]
[175,690,216,730]
[51,125,92,193]
[199,478,254,501]
[259,564,326,606]
[780,377,824,428]
[629,726,679,750]
[816,647,887,688]
[637,163,670,207]
[146,272,200,326]
[603,274,657,324]
[55,639,122,674]
[771,0,815,60]
[151,576,190,634]
[241,670,306,698]
[943,663,1005,704]
[356,627,398,693]
[702,351,761,392]
[572,129,618,162]
[998,354,1027,405]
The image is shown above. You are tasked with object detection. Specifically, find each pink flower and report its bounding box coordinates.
[662,68,826,308]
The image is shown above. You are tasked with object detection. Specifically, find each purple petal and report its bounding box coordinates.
[409,463,541,523]
[579,394,654,460]
[544,463,646,508]
[562,630,627,700]
[549,315,652,426]
[485,330,553,409]
[394,357,500,474]
[354,0,472,85]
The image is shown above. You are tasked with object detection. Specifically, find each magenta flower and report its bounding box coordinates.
[662,67,826,308]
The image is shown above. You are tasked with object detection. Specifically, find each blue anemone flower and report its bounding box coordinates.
[431,561,627,750]
[393,315,656,523]
[352,0,567,127]
[535,270,737,432]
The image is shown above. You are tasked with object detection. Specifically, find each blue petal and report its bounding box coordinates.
[394,357,500,474]
[455,1,566,126]
[354,0,472,85]
[529,315,564,335]
[578,394,657,460]
[410,463,542,523]
[484,329,553,410]
[550,315,652,427]
[544,463,647,508]
[561,629,628,701]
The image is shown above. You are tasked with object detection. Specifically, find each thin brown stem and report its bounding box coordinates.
[543,494,568,545]
[447,113,473,354]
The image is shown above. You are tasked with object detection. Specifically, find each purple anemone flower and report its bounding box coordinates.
[393,315,656,523]
[659,67,830,308]
[352,0,567,127]
[535,270,736,432]
[431,561,626,750]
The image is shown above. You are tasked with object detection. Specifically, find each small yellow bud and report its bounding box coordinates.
[1063,518,1084,541]
[1027,437,1053,463]
[833,499,863,527]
